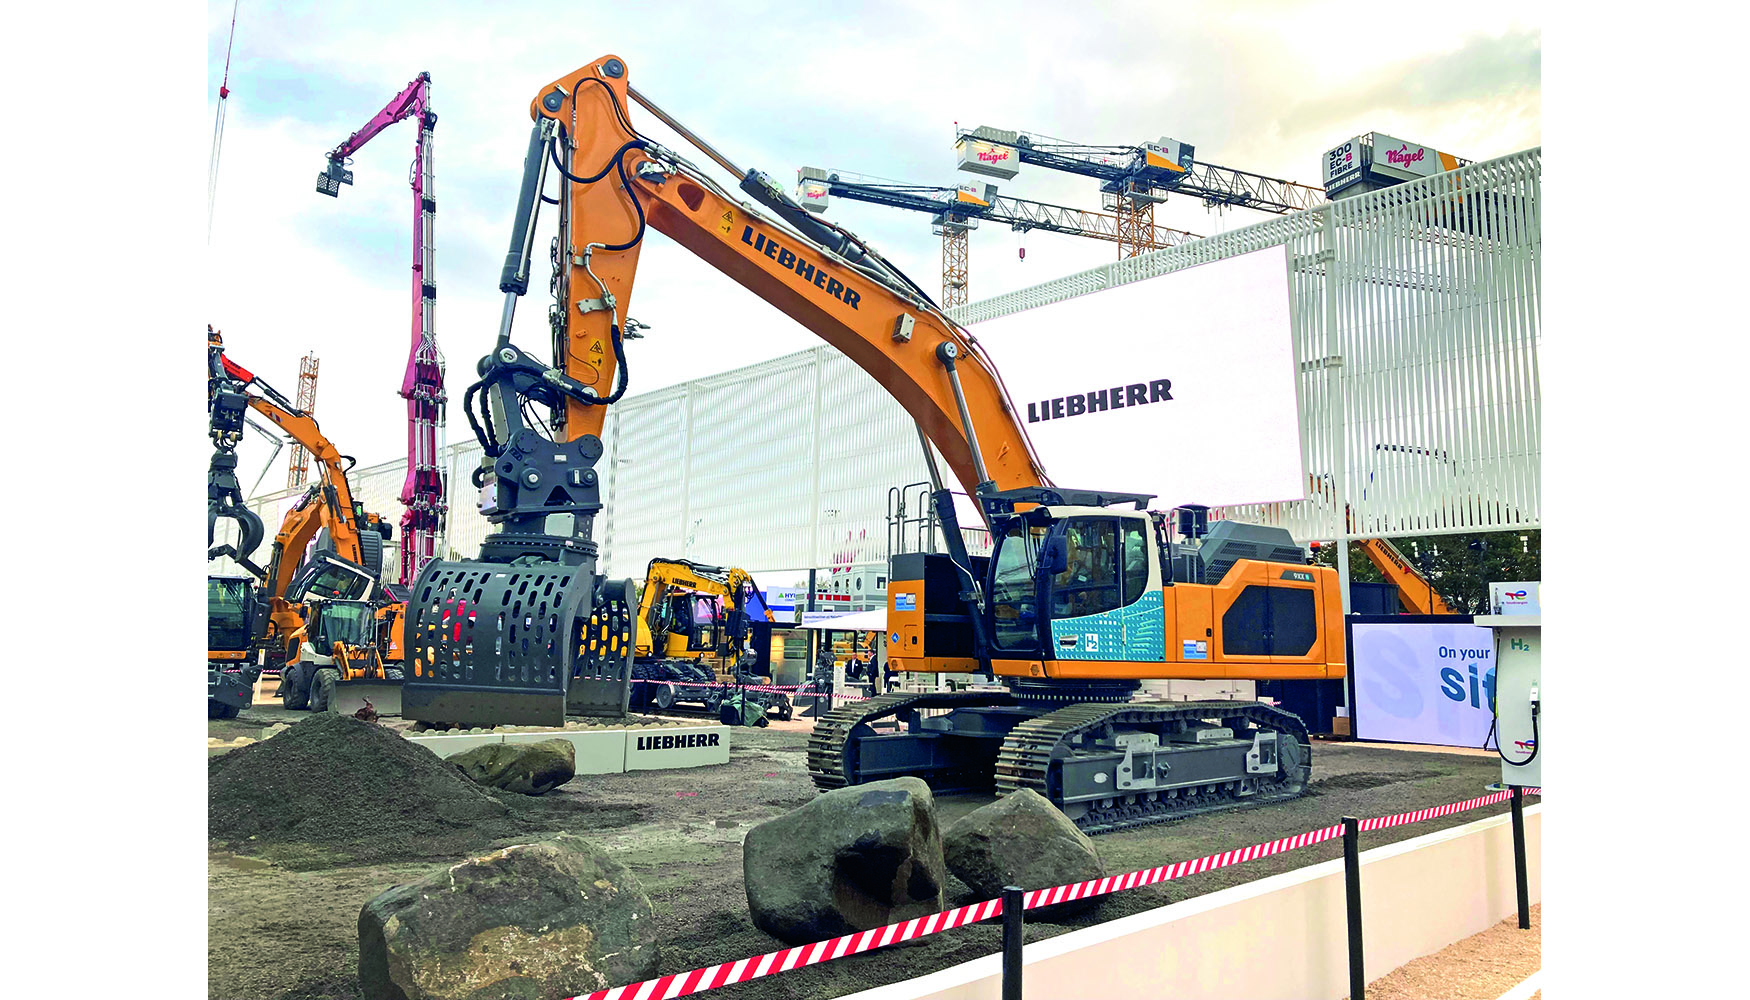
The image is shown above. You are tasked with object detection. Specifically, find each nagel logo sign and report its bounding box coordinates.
[1384,143,1427,167]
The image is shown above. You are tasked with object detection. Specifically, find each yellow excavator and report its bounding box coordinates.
[629,558,790,722]
[401,55,1345,831]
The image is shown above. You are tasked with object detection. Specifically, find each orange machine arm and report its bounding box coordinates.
[248,395,371,600]
[533,55,1048,501]
[1310,473,1454,615]
[229,385,373,601]
[1356,537,1455,616]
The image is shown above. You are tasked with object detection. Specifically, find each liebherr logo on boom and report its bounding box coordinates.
[741,226,862,310]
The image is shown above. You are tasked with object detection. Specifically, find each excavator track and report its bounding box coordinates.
[995,700,1312,835]
[810,692,1311,835]
[806,690,1017,791]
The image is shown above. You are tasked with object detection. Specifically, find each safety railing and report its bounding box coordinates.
[569,785,1542,1000]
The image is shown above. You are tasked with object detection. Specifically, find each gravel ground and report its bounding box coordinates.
[1357,904,1539,1000]
[209,719,1536,1000]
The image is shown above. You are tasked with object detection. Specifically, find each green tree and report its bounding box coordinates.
[1311,529,1540,614]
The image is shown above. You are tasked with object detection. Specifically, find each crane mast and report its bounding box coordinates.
[316,72,447,588]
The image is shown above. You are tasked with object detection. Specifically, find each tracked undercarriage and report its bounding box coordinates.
[807,689,1311,835]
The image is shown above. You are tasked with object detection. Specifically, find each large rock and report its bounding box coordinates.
[359,834,658,1000]
[943,789,1106,917]
[744,777,946,944]
[449,739,576,795]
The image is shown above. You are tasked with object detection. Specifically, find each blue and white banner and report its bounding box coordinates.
[1351,622,1496,748]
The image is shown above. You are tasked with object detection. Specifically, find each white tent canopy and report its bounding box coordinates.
[793,609,887,632]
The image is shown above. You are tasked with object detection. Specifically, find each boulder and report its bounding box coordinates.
[943,789,1106,917]
[449,739,576,795]
[358,833,658,1000]
[743,777,946,944]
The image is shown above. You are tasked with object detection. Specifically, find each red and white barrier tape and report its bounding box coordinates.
[568,785,1542,1000]
[629,677,874,703]
[1358,787,1536,831]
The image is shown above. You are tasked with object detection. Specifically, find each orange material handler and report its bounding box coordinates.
[206,328,403,717]
[404,56,1344,831]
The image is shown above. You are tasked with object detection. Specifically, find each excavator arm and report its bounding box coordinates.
[1309,473,1454,615]
[489,55,1059,506]
[208,333,386,602]
[1356,537,1455,615]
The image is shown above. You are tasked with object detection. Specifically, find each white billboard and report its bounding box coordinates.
[970,245,1304,510]
[1351,621,1496,747]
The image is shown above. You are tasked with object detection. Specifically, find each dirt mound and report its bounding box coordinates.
[210,715,538,869]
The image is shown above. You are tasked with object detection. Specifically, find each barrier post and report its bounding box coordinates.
[1343,816,1365,1000]
[1001,885,1023,1000]
[1511,785,1529,929]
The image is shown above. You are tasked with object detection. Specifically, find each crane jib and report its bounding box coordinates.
[740,226,862,310]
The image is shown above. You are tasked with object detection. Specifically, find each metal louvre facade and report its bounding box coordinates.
[597,347,928,578]
[952,147,1541,541]
[224,148,1538,584]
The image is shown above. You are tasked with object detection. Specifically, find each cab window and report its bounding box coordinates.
[1121,521,1151,601]
[1052,519,1121,618]
[990,520,1046,650]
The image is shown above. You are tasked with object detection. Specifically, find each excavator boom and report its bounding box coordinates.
[524,59,1052,501]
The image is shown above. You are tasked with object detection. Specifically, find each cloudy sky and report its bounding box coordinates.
[208,0,1541,485]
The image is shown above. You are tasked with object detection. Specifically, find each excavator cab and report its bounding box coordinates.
[288,553,378,603]
[309,597,374,650]
[208,575,263,719]
[985,507,1163,662]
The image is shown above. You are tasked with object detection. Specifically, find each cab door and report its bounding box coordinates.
[1043,516,1163,662]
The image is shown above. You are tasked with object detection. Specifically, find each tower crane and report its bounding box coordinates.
[316,72,448,589]
[955,126,1326,257]
[796,168,1201,307]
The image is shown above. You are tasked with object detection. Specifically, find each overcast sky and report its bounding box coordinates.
[208,0,1540,488]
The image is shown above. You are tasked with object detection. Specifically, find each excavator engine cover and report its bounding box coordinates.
[402,559,604,728]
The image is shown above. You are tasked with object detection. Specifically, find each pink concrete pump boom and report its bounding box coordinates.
[316,71,447,588]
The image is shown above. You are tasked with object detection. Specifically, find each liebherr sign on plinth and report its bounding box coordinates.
[973,244,1307,511]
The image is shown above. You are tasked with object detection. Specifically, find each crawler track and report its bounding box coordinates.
[806,690,1017,790]
[809,693,1311,835]
[995,700,1311,834]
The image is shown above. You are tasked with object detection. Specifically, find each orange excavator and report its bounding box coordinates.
[1307,474,1455,615]
[403,55,1345,830]
[207,328,404,716]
